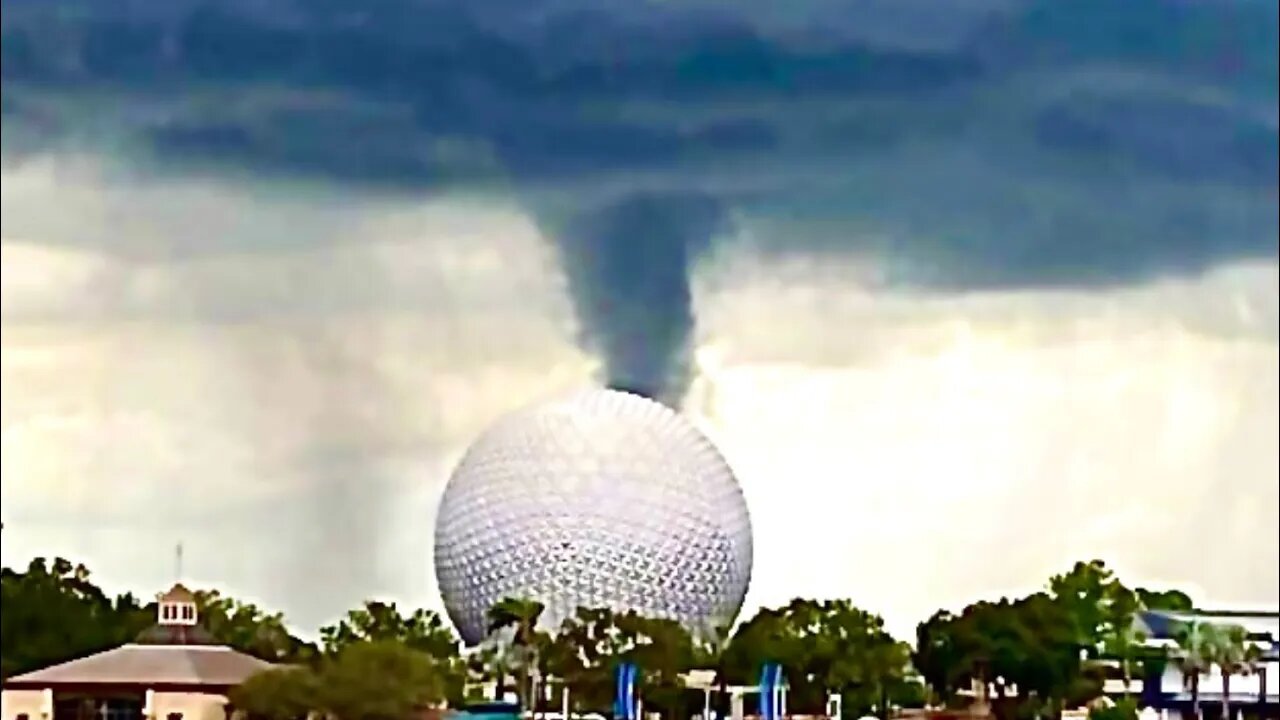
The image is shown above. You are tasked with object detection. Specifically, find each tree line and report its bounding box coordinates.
[1,558,1266,720]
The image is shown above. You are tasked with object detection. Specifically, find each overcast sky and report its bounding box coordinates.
[1,0,1277,639]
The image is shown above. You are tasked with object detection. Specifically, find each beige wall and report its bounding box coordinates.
[151,692,229,720]
[2,689,228,720]
[1,690,49,720]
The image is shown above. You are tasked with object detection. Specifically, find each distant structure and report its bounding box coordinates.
[434,388,753,645]
[135,583,219,646]
[950,608,1279,719]
[1129,608,1279,716]
[1,584,271,720]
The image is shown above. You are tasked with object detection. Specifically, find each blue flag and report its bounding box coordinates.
[614,663,639,720]
[759,663,783,720]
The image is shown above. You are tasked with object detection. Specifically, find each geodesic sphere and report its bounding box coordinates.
[433,388,753,645]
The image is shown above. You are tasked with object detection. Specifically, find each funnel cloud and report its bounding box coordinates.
[556,192,725,406]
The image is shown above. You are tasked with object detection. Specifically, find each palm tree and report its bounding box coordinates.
[1174,619,1215,720]
[1251,649,1269,708]
[1239,641,1266,713]
[1213,625,1249,720]
[1102,611,1146,700]
[1255,656,1268,709]
[488,597,547,711]
[1102,588,1144,701]
[469,640,511,703]
[865,639,912,720]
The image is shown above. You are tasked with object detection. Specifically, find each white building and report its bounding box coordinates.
[1,585,271,720]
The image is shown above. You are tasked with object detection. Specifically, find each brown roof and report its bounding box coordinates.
[159,583,196,603]
[3,644,271,689]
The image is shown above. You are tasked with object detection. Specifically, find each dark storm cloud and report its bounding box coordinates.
[5,0,1276,394]
[3,0,1274,238]
[0,0,999,405]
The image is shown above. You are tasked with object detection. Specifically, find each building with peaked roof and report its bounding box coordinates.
[1128,609,1280,715]
[1,585,272,720]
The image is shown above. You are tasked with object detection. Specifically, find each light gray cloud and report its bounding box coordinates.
[691,257,1278,634]
[3,163,1276,634]
[1,170,595,629]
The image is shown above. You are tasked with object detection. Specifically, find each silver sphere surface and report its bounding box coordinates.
[434,388,753,645]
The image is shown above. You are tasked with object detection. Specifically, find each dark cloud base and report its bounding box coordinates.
[3,0,1274,265]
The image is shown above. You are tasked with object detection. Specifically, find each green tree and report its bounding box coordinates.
[1048,560,1142,660]
[815,603,914,719]
[728,600,913,719]
[548,607,660,713]
[534,621,581,709]
[914,610,964,702]
[845,634,916,719]
[539,606,704,717]
[321,600,464,703]
[1046,560,1171,714]
[615,613,698,720]
[487,597,547,709]
[228,667,319,720]
[1098,585,1143,700]
[1241,641,1268,706]
[233,641,447,720]
[1,557,318,677]
[0,558,152,678]
[467,642,512,703]
[198,590,317,663]
[914,601,1015,711]
[1009,592,1094,715]
[320,600,458,657]
[555,607,627,710]
[1135,588,1195,612]
[319,641,448,720]
[722,607,803,706]
[914,595,1088,720]
[1210,624,1251,720]
[1174,619,1215,720]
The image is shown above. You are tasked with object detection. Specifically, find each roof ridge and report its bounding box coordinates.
[1145,609,1280,619]
[4,645,117,682]
[4,642,272,688]
[120,643,234,651]
[1189,609,1280,618]
[176,642,203,681]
